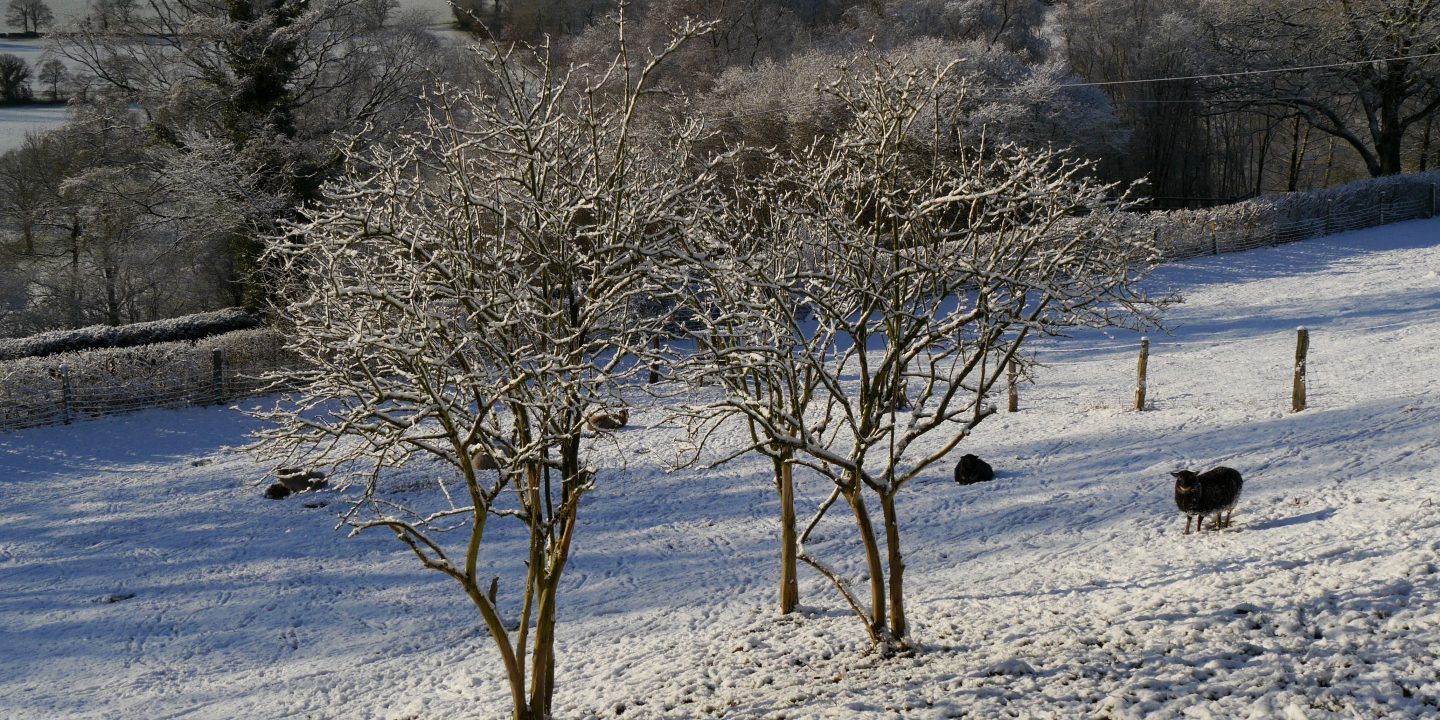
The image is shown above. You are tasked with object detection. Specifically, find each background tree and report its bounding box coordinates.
[249,16,717,720]
[0,130,67,256]
[36,58,64,101]
[0,101,254,336]
[5,0,53,34]
[0,54,31,101]
[53,0,437,307]
[1211,0,1440,178]
[1053,0,1250,205]
[683,50,1165,649]
[450,0,614,38]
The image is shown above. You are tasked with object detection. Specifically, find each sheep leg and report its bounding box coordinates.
[1184,515,1193,534]
[1211,513,1223,531]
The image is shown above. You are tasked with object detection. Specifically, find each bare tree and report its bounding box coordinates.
[0,100,256,333]
[0,130,68,255]
[35,58,64,100]
[51,0,437,307]
[249,15,716,720]
[1214,0,1440,177]
[680,51,1166,650]
[5,0,53,34]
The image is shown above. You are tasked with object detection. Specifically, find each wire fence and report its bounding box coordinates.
[0,328,299,432]
[1018,313,1429,417]
[1152,184,1435,260]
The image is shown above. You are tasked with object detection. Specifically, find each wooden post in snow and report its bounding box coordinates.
[1292,327,1309,413]
[777,456,798,615]
[1134,337,1150,411]
[60,363,73,425]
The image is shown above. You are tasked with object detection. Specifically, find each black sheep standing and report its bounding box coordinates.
[1172,467,1245,533]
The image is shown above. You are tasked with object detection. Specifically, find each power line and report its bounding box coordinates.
[701,51,1440,124]
[1059,51,1440,89]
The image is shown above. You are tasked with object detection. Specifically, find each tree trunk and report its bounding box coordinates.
[1421,114,1433,172]
[528,579,559,719]
[67,222,82,327]
[1254,118,1273,198]
[1378,106,1405,176]
[878,490,908,643]
[1323,137,1337,187]
[776,453,799,614]
[102,255,121,327]
[843,483,888,641]
[461,576,528,720]
[528,472,579,718]
[1287,116,1309,192]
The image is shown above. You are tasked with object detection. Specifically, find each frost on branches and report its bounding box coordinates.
[677,50,1169,651]
[247,16,717,720]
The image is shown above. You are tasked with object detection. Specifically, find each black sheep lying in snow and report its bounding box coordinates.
[954,454,994,486]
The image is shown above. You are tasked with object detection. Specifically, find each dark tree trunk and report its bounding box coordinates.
[879,490,907,642]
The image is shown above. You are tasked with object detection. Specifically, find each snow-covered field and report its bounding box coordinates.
[0,103,66,152]
[0,1,458,153]
[16,0,453,25]
[2,219,1439,719]
[0,37,69,152]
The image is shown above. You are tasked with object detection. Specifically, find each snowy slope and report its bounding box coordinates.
[2,219,1439,719]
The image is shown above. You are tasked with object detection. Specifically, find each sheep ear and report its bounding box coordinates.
[1170,472,1182,478]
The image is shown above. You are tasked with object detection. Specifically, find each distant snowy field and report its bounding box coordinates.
[0,0,457,152]
[0,103,66,151]
[0,38,69,151]
[20,0,453,25]
[2,219,1439,718]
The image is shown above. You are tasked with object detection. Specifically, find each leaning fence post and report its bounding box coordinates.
[60,363,73,425]
[1292,327,1309,413]
[1134,337,1150,411]
[212,348,226,405]
[1379,192,1386,224]
[1006,358,1019,413]
[1325,200,1333,234]
[1210,222,1219,255]
[1431,183,1438,218]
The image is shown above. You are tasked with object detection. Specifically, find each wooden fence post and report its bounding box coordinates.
[777,456,798,615]
[1292,327,1309,413]
[1006,358,1019,413]
[1134,337,1150,411]
[60,363,73,424]
[212,348,225,405]
[1210,222,1219,255]
[1431,183,1438,218]
[1325,200,1333,234]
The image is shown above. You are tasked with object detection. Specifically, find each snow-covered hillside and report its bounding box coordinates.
[2,219,1438,719]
